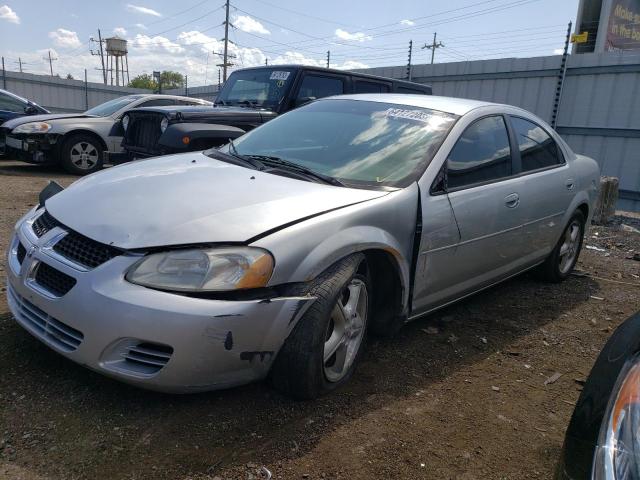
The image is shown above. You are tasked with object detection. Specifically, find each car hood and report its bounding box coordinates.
[45,153,388,249]
[2,113,95,130]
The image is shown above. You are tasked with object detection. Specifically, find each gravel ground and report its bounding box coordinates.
[0,160,639,480]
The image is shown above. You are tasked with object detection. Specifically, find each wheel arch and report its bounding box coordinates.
[60,129,108,153]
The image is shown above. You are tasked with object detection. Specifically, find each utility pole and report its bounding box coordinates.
[98,30,106,84]
[218,68,221,89]
[326,50,330,68]
[222,0,230,82]
[265,58,268,66]
[422,32,444,64]
[15,57,24,73]
[45,50,57,76]
[406,40,412,80]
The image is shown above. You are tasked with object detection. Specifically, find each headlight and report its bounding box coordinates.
[593,356,640,479]
[126,247,274,292]
[122,114,129,131]
[160,117,169,133]
[12,122,51,134]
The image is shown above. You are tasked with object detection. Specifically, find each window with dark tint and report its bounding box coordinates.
[396,86,426,94]
[0,92,27,112]
[447,116,512,189]
[511,116,563,172]
[354,80,390,93]
[296,75,344,101]
[139,98,180,107]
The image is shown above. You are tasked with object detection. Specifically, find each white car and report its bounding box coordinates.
[0,94,211,175]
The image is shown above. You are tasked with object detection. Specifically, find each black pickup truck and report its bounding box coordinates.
[108,65,432,162]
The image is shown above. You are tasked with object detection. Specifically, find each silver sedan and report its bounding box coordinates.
[6,94,600,398]
[1,94,211,175]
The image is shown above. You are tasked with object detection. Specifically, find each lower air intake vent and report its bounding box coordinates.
[34,262,77,297]
[123,342,173,375]
[7,284,84,352]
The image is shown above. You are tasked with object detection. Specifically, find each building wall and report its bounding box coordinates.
[356,52,640,211]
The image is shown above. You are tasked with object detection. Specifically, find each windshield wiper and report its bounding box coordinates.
[245,154,344,187]
[205,141,265,170]
[214,99,227,106]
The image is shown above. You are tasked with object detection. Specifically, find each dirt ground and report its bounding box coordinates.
[0,160,638,480]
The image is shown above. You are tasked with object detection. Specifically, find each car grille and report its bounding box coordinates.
[125,112,164,153]
[123,342,173,375]
[32,210,121,269]
[53,231,120,269]
[17,242,26,265]
[34,262,77,297]
[32,210,58,237]
[7,284,84,352]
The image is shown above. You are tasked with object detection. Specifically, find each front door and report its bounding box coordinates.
[413,115,527,313]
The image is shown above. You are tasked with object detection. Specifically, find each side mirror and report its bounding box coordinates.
[294,96,316,107]
[24,104,38,115]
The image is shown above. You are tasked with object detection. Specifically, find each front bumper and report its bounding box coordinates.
[6,210,314,393]
[1,132,59,163]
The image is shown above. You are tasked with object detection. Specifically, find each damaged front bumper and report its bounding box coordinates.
[1,132,59,163]
[6,216,315,393]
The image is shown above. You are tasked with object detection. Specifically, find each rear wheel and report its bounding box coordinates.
[270,254,370,399]
[60,133,103,175]
[538,210,586,282]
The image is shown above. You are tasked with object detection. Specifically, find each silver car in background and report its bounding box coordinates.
[6,94,600,399]
[0,94,211,175]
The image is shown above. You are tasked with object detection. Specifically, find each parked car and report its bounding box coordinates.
[107,65,432,163]
[6,94,599,398]
[0,94,211,174]
[557,311,640,479]
[0,88,49,126]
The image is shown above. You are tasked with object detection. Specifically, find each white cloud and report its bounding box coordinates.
[0,5,19,24]
[400,19,415,26]
[48,28,81,49]
[553,48,564,55]
[336,60,369,70]
[130,34,184,54]
[335,28,372,42]
[135,23,148,30]
[126,4,161,17]
[114,27,127,37]
[234,15,270,35]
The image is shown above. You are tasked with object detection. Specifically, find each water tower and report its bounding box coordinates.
[105,36,129,86]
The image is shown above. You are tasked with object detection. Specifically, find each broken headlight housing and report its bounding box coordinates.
[160,117,169,133]
[12,122,51,134]
[126,247,274,292]
[593,356,640,479]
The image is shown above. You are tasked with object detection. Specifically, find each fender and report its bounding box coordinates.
[158,123,246,150]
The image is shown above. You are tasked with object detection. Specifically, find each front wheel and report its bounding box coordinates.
[60,134,103,175]
[538,210,586,282]
[270,254,370,399]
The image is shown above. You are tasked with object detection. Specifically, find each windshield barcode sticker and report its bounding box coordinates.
[385,108,432,122]
[270,71,290,81]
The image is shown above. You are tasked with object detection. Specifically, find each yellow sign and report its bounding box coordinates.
[571,32,589,43]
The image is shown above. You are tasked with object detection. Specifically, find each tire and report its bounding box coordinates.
[60,133,104,175]
[271,253,370,399]
[537,210,586,283]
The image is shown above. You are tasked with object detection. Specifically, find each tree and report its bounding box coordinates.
[66,73,74,80]
[128,71,184,91]
[128,73,156,90]
[159,71,184,89]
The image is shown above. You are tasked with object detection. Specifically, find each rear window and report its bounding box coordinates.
[510,116,564,172]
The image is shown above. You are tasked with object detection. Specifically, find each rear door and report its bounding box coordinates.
[507,115,573,259]
[413,115,527,312]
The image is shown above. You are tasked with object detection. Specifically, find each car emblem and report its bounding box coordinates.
[28,245,37,257]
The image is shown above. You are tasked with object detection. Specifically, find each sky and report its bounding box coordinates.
[0,0,579,86]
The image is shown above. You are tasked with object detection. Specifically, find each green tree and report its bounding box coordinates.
[159,71,184,89]
[66,73,74,80]
[128,73,156,90]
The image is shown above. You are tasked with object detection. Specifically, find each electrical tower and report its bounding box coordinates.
[422,33,444,64]
[220,0,234,82]
[326,50,330,68]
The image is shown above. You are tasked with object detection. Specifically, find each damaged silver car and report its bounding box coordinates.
[6,94,600,398]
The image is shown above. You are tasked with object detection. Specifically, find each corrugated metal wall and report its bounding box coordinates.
[165,85,219,101]
[356,52,640,211]
[1,70,151,113]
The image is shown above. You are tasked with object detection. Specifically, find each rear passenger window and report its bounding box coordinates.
[296,75,344,100]
[139,98,179,107]
[354,81,390,93]
[511,117,563,172]
[447,116,512,190]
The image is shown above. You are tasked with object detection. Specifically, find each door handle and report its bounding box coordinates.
[565,178,575,190]
[504,193,520,208]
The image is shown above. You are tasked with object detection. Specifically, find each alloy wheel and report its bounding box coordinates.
[559,220,581,274]
[70,142,98,170]
[323,278,368,383]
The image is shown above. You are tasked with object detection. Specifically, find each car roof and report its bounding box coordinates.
[0,88,29,104]
[323,94,501,116]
